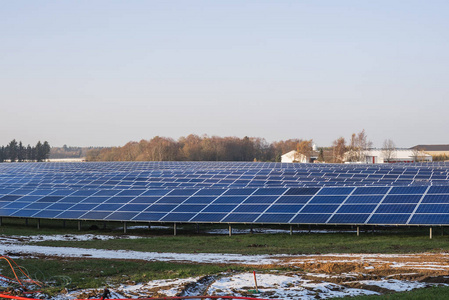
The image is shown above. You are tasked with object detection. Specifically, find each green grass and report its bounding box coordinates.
[30,230,449,255]
[334,285,449,299]
[2,219,449,254]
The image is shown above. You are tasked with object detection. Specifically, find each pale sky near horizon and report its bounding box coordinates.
[1,1,448,148]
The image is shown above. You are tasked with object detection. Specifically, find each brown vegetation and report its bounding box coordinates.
[86,135,311,162]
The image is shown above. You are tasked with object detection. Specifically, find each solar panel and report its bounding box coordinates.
[0,161,448,226]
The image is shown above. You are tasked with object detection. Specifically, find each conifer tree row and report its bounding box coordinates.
[0,140,50,162]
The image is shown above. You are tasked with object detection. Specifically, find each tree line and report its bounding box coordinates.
[85,130,393,163]
[86,135,311,162]
[0,140,51,162]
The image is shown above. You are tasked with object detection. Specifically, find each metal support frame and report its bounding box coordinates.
[37,219,40,229]
[173,223,177,236]
[290,225,293,235]
[430,227,433,239]
[123,222,127,234]
[229,224,232,237]
[148,222,151,230]
[78,220,81,231]
[357,226,360,236]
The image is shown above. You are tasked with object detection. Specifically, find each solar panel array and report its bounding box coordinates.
[1,161,449,226]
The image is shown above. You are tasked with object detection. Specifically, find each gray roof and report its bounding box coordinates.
[410,144,449,151]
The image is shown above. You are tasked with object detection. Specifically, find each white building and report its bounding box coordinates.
[281,150,308,163]
[344,149,432,164]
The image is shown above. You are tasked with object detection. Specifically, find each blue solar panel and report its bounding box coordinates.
[243,196,279,204]
[309,196,347,204]
[389,187,428,194]
[233,205,269,213]
[352,187,390,195]
[222,214,259,222]
[367,214,411,224]
[173,205,207,212]
[376,204,416,214]
[428,186,449,194]
[161,213,196,222]
[0,161,448,226]
[266,205,303,213]
[328,214,370,224]
[284,188,320,195]
[421,195,449,203]
[256,214,294,223]
[417,204,449,213]
[345,195,384,203]
[191,213,227,222]
[337,205,377,214]
[202,205,237,213]
[318,187,354,195]
[383,195,422,203]
[184,196,216,204]
[290,214,331,223]
[106,212,139,221]
[276,196,312,204]
[301,205,339,214]
[409,214,449,225]
[132,212,165,221]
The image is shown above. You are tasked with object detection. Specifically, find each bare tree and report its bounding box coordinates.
[411,147,427,162]
[296,139,313,162]
[346,130,372,162]
[332,137,346,163]
[382,139,396,162]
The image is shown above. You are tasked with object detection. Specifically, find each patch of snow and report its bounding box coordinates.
[360,279,427,292]
[0,244,279,265]
[0,234,143,245]
[207,273,380,300]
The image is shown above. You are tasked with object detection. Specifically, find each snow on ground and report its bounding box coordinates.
[0,244,279,265]
[206,272,379,299]
[0,234,142,244]
[49,272,444,300]
[2,233,449,298]
[358,279,427,292]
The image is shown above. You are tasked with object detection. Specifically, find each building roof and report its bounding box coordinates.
[411,144,449,151]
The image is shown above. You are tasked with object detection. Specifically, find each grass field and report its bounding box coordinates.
[2,219,449,299]
[1,218,449,255]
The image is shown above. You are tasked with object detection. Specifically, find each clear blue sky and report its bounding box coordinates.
[1,1,448,148]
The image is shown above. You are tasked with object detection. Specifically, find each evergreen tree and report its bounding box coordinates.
[36,141,44,162]
[18,141,25,162]
[0,146,4,162]
[31,146,36,161]
[26,144,32,161]
[43,141,51,160]
[8,139,18,162]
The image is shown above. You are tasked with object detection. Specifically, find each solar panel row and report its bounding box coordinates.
[1,161,448,190]
[1,183,449,225]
